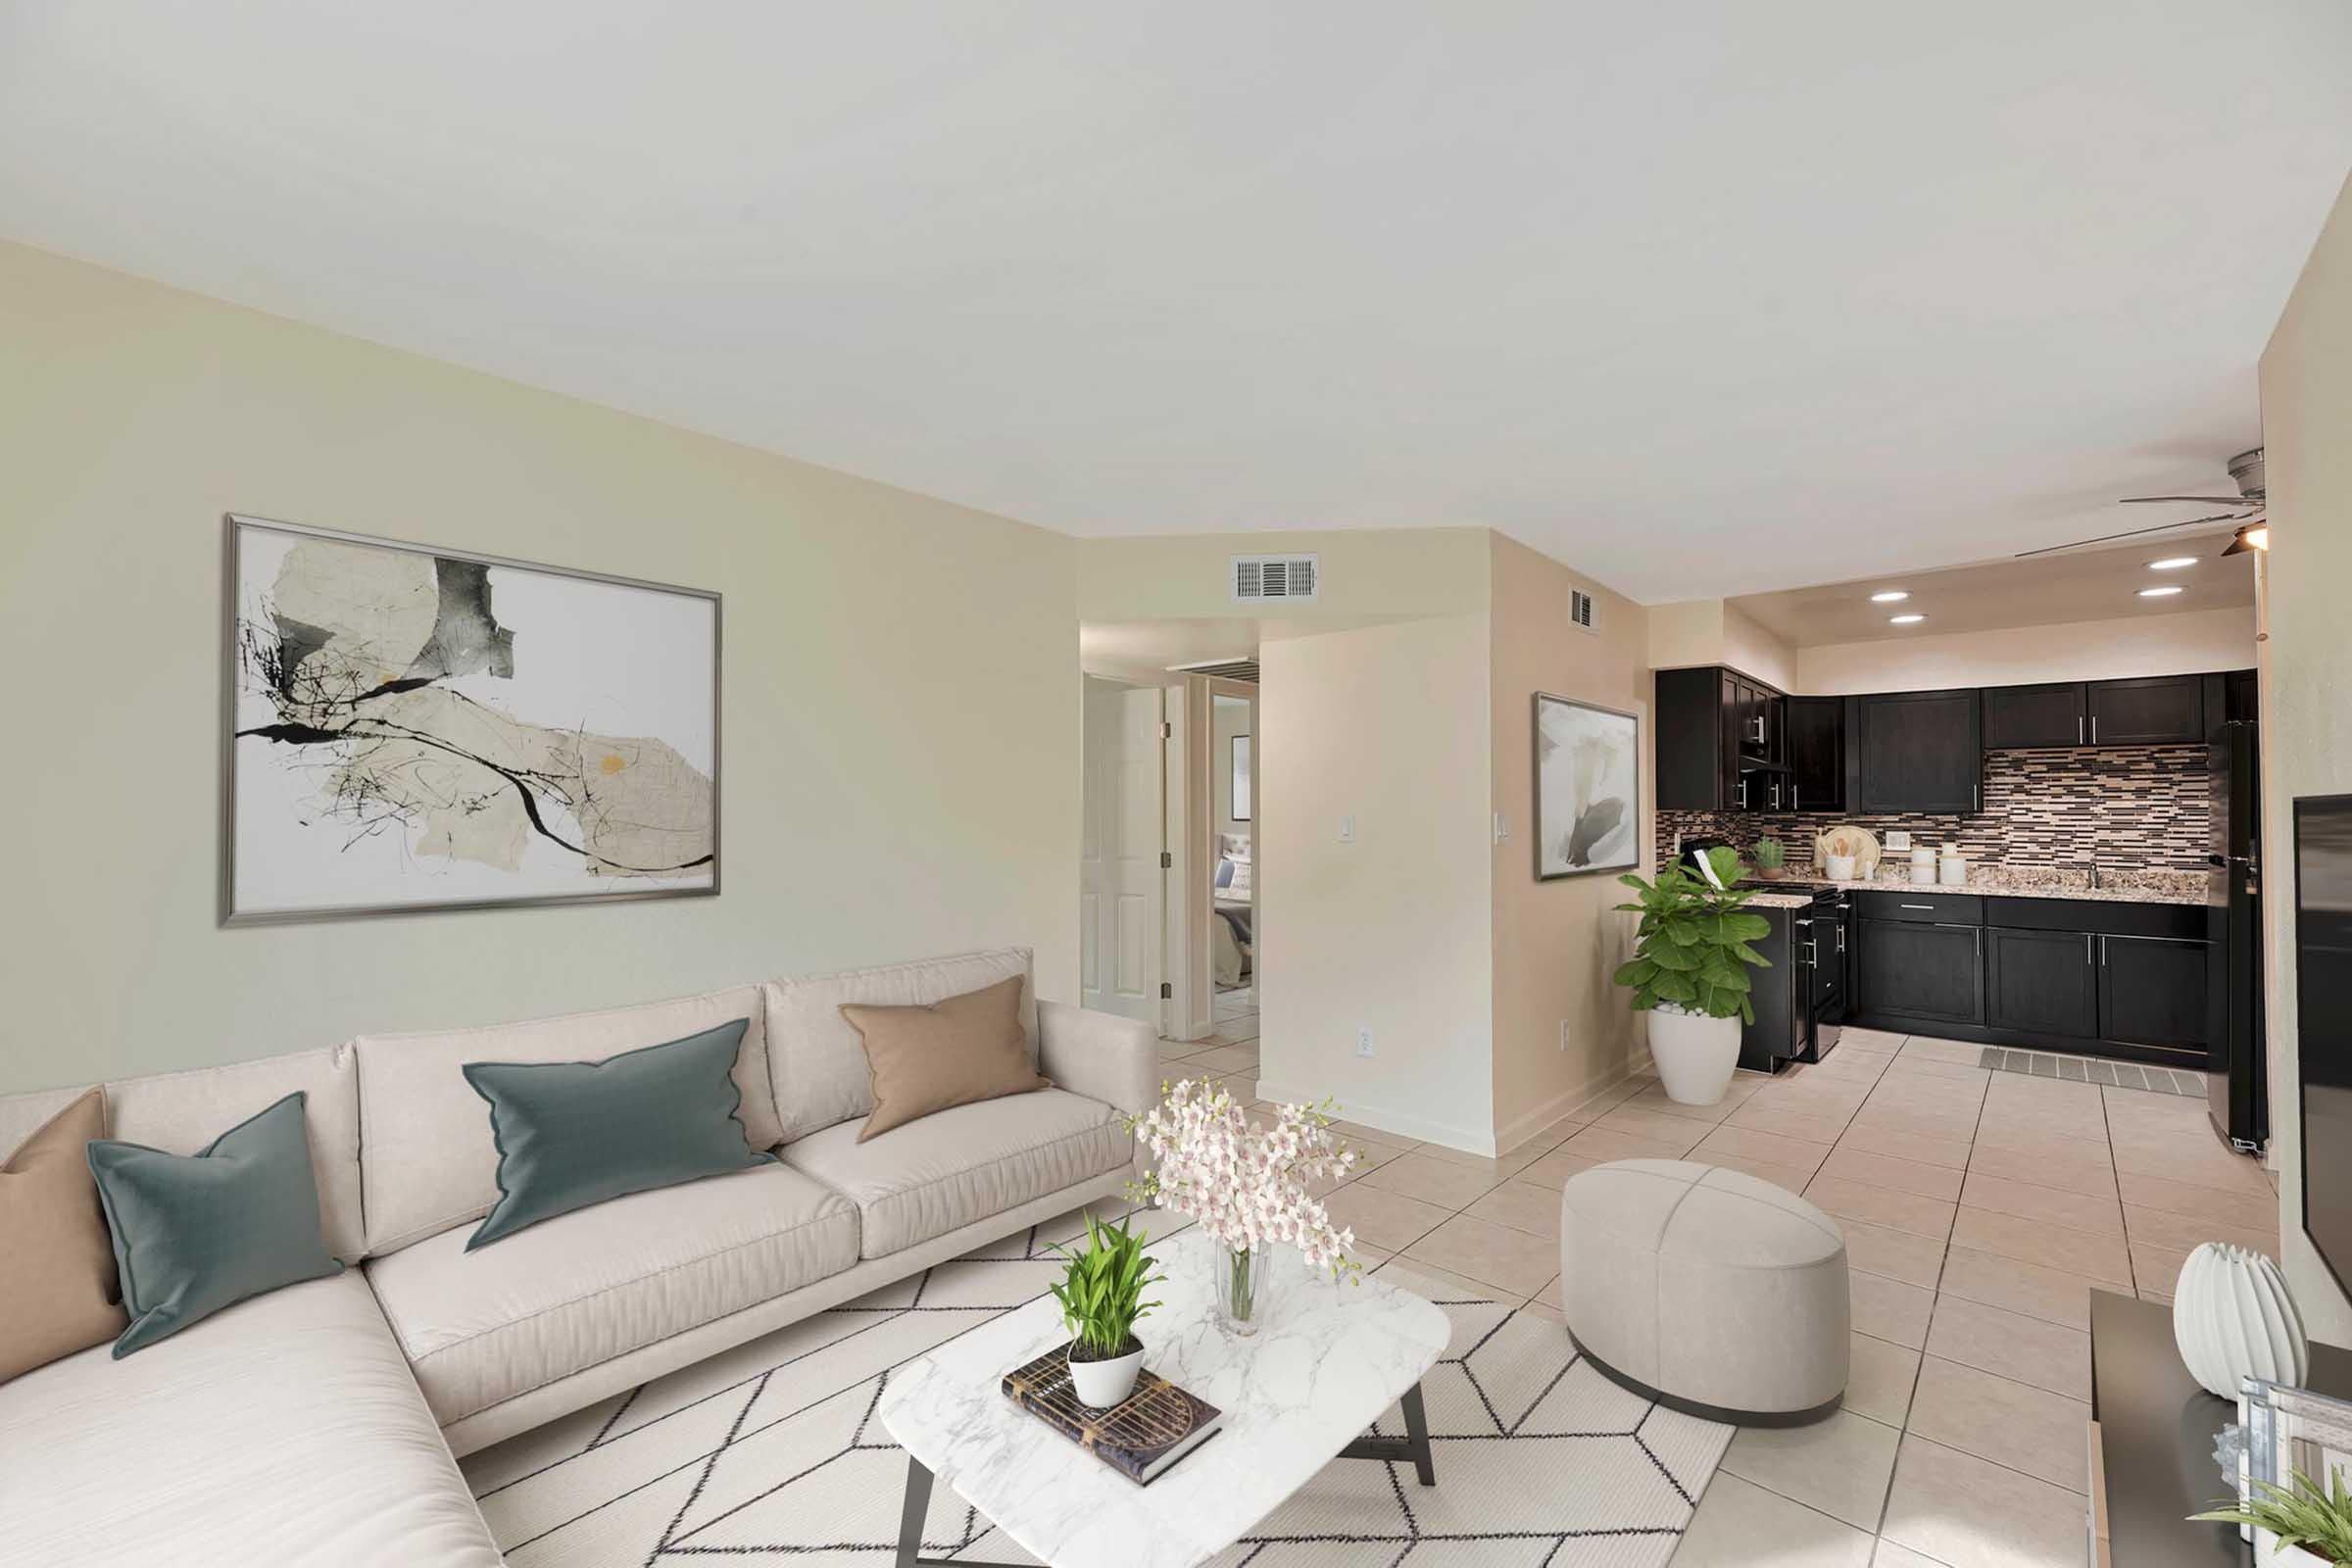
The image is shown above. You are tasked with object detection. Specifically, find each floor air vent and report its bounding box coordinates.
[1232,554,1318,603]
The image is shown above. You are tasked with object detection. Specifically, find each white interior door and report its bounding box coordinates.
[1080,679,1165,1025]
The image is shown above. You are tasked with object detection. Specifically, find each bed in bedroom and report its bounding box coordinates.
[1212,834,1253,990]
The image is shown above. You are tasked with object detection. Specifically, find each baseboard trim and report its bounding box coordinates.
[1494,1053,1653,1156]
[1251,1079,1497,1157]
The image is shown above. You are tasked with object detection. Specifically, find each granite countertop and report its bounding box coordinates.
[1741,865,2209,907]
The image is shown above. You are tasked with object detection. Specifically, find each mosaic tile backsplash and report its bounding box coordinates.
[1654,745,2213,875]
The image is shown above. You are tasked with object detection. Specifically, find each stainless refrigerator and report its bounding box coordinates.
[2208,719,2267,1151]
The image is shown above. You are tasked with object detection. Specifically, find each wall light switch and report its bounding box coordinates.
[1355,1027,1375,1059]
[1338,814,1357,844]
[1494,811,1509,843]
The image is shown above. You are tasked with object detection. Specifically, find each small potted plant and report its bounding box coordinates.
[1047,1212,1164,1407]
[1611,845,1772,1105]
[2192,1468,2352,1565]
[1753,837,1788,878]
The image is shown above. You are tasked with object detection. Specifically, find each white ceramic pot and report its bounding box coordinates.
[1824,854,1858,882]
[1647,1004,1742,1105]
[1067,1342,1144,1408]
[2173,1242,2308,1399]
[2258,1538,2331,1567]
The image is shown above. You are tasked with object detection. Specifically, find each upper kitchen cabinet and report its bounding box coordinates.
[1849,688,1982,813]
[1983,682,2089,749]
[1654,665,1786,812]
[2225,667,2259,726]
[1785,696,1844,812]
[2086,675,2206,747]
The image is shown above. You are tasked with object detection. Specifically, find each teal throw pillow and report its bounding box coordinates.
[85,1092,343,1357]
[464,1018,773,1250]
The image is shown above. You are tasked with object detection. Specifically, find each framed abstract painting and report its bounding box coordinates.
[223,514,720,922]
[1534,692,1639,880]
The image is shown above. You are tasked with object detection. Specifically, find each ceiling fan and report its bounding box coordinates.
[2016,447,2267,559]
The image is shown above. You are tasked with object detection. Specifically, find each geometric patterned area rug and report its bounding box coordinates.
[461,1205,1731,1567]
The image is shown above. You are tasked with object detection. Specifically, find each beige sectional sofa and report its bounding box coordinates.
[0,948,1158,1566]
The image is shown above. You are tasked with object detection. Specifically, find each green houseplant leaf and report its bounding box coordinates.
[1046,1213,1165,1360]
[1607,853,1773,1022]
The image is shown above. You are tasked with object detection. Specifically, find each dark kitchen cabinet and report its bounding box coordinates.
[1786,696,1843,812]
[2226,667,2259,726]
[1856,917,1984,1025]
[1655,665,1788,812]
[2087,676,2205,747]
[1850,689,1983,813]
[1985,926,2098,1039]
[2098,934,2211,1052]
[1982,682,2088,750]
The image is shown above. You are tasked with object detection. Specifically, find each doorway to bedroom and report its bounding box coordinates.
[1208,684,1257,1031]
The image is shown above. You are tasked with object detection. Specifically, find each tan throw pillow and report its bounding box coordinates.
[842,974,1053,1142]
[1,1088,127,1382]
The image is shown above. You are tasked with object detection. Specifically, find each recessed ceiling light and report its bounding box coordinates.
[2138,586,2184,598]
[1869,590,1910,603]
[2148,557,2198,570]
[1888,613,1926,624]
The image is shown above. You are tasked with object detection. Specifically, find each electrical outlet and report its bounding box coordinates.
[1559,1020,1572,1053]
[1338,814,1357,844]
[1886,830,1913,851]
[1355,1027,1375,1059]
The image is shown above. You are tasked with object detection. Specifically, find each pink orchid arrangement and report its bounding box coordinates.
[1124,1077,1361,1277]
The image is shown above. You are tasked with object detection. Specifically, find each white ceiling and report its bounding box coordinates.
[4,3,2347,603]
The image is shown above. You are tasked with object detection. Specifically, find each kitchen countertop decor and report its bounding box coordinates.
[1740,864,2206,906]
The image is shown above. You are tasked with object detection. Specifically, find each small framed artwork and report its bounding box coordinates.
[1232,735,1253,821]
[1534,692,1639,880]
[223,514,720,922]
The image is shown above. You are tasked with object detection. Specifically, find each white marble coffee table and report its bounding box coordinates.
[876,1228,1450,1568]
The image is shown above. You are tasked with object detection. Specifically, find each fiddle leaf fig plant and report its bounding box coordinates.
[1611,846,1774,1024]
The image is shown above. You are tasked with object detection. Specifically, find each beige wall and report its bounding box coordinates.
[1793,607,2254,694]
[2258,172,2352,1345]
[1077,529,1492,623]
[1644,597,1794,690]
[1256,613,1497,1150]
[1489,535,1653,1151]
[0,241,1081,1092]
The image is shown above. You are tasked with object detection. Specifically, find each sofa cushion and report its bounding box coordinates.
[0,1089,124,1382]
[764,947,1035,1142]
[354,984,778,1254]
[365,1161,858,1426]
[783,1088,1130,1259]
[0,1269,501,1567]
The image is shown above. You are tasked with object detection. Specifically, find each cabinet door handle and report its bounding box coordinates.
[1836,925,1846,953]
[1900,903,1937,910]
[2084,933,2093,965]
[2091,714,2098,745]
[2099,934,2107,967]
[2078,713,2084,745]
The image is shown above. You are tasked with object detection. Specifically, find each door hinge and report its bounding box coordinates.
[1159,983,1172,999]
[1159,852,1173,869]
[1157,721,1173,739]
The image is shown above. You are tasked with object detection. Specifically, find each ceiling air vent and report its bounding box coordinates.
[1232,554,1319,604]
[1570,587,1599,634]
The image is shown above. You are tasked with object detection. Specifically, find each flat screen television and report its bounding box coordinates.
[2297,795,2352,1299]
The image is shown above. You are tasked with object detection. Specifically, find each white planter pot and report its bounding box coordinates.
[2173,1242,2308,1399]
[1647,1005,1742,1106]
[1067,1342,1144,1408]
[2259,1537,2331,1568]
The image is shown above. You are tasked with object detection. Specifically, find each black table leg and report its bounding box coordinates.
[896,1453,1027,1568]
[1337,1380,1437,1486]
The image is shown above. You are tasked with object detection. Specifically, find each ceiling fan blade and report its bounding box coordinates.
[2118,495,2251,506]
[2014,514,2250,558]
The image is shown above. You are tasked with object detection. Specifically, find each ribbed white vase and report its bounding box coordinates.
[2172,1243,2308,1400]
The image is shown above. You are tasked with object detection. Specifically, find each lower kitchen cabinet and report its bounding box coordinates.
[1857,918,1984,1025]
[1985,926,2098,1039]
[2097,933,2211,1051]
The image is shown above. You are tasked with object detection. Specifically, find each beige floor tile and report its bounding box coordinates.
[1923,1295,2090,1400]
[1806,1175,1956,1240]
[1833,1120,1975,1172]
[1371,1254,1527,1307]
[1720,1408,1901,1529]
[1317,1182,1452,1252]
[1900,1036,1984,1066]
[1817,1147,1965,1202]
[1517,1296,1567,1328]
[1906,1356,2089,1492]
[2115,1169,2281,1231]
[1877,1056,1992,1087]
[1327,1118,1420,1153]
[1693,1123,1835,1174]
[1936,1247,2099,1332]
[1984,1073,2105,1110]
[1673,1473,1877,1568]
[1570,1075,1652,1117]
[1881,1434,2087,1568]
[1838,1027,1909,1054]
[2121,1202,2279,1257]
[1851,1271,1936,1349]
[1155,1044,1211,1071]
[1963,1139,2116,1195]
[1949,1205,2132,1286]
[1627,1078,1761,1124]
[1845,1332,1924,1429]
[1409,1139,1546,1181]
[1725,1102,1856,1146]
[1591,1103,1712,1152]
[1400,1213,1562,1298]
[1974,1106,2112,1150]
[2130,1242,2191,1298]
[1355,1152,1504,1210]
[1514,1146,1604,1193]
[1969,1118,2108,1160]
[1839,1218,1949,1289]
[1957,1171,2125,1237]
[1869,1542,1946,1568]
[1689,1150,1818,1195]
[1183,1043,1259,1075]
[1557,1125,1695,1164]
[1462,1178,1563,1240]
[1532,1273,1561,1309]
[2109,1130,2273,1196]
[1846,1103,1983,1147]
[1500,1111,1593,1154]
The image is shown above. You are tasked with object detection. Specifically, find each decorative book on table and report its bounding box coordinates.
[1002,1346,1224,1486]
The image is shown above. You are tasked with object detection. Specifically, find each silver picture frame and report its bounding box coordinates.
[1533,690,1641,881]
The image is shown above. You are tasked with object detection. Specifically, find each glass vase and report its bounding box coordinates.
[1218,1244,1270,1336]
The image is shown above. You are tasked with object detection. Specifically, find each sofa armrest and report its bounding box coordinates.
[1038,1001,1159,1120]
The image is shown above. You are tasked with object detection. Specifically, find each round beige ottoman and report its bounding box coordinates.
[1556,1158,1849,1423]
